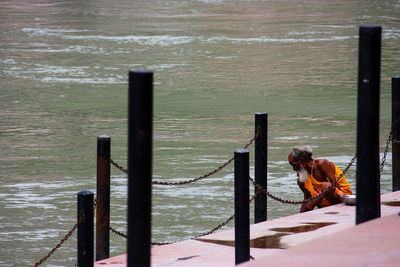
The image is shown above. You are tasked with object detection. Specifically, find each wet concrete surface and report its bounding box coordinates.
[95,191,400,267]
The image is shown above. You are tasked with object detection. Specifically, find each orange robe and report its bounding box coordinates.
[303,162,353,207]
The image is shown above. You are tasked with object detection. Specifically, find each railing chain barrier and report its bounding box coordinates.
[194,189,261,238]
[107,133,391,249]
[110,128,260,186]
[33,221,80,267]
[109,190,262,246]
[34,131,393,264]
[108,131,391,248]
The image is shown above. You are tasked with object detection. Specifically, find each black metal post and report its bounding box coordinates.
[127,71,153,267]
[254,112,268,223]
[78,190,94,267]
[96,135,110,261]
[392,76,400,191]
[235,149,250,265]
[356,25,382,225]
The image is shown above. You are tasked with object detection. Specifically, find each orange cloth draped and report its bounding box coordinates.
[303,162,353,207]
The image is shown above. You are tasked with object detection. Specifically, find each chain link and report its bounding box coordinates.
[108,129,261,245]
[109,191,261,245]
[392,139,400,144]
[195,190,261,238]
[110,224,172,246]
[381,131,392,174]
[196,214,236,238]
[34,198,97,266]
[33,221,80,267]
[391,130,400,144]
[153,157,234,185]
[110,225,127,239]
[110,127,260,186]
[110,159,128,174]
[109,225,171,246]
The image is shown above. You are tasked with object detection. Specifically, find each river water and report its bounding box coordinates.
[1,0,399,266]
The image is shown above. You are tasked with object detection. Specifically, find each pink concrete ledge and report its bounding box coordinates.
[240,213,400,267]
[95,191,400,267]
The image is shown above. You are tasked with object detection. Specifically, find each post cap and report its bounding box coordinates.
[235,148,249,154]
[77,190,94,196]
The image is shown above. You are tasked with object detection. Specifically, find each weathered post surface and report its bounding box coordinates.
[356,25,382,225]
[235,149,250,265]
[255,112,268,223]
[96,135,110,261]
[127,71,153,267]
[392,76,400,191]
[78,190,94,267]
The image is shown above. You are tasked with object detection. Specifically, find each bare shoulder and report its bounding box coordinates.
[316,158,331,166]
[315,159,336,181]
[315,159,335,173]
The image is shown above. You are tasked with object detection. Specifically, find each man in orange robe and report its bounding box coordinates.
[288,146,353,212]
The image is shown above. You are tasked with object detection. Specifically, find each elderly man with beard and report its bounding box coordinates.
[288,146,353,212]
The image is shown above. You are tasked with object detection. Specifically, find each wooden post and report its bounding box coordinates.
[96,135,110,261]
[356,25,382,224]
[127,71,153,267]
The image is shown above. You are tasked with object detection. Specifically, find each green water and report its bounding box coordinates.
[0,0,399,266]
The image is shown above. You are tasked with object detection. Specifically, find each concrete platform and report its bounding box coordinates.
[95,191,400,267]
[241,213,400,267]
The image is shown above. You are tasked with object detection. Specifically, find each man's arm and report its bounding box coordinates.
[297,179,316,212]
[318,160,343,203]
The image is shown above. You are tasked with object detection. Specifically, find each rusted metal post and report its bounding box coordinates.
[78,190,94,267]
[254,112,268,223]
[356,25,382,224]
[392,76,400,191]
[235,148,250,265]
[127,71,153,267]
[96,135,110,261]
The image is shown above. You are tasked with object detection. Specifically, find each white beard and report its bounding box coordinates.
[298,166,309,183]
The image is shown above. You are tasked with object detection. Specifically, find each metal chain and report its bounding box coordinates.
[250,177,303,205]
[34,131,392,265]
[110,225,172,246]
[392,138,400,144]
[111,156,234,186]
[109,191,261,245]
[109,225,127,239]
[33,221,80,267]
[108,130,261,245]
[110,159,128,174]
[153,157,234,185]
[110,127,260,186]
[35,198,97,267]
[250,154,357,205]
[109,212,235,245]
[195,214,236,238]
[381,131,392,174]
[195,190,261,238]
